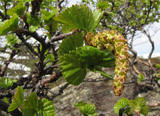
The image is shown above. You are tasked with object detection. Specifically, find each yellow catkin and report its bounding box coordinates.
[85,30,129,96]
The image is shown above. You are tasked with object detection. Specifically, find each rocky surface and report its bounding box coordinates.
[50,64,160,116]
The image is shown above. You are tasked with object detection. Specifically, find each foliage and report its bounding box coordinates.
[131,97,149,116]
[7,2,26,16]
[0,77,17,89]
[96,0,160,35]
[137,73,144,84]
[153,64,160,80]
[0,14,19,35]
[59,46,115,85]
[54,5,103,32]
[6,34,20,46]
[2,97,9,104]
[81,0,95,5]
[114,97,149,116]
[38,98,55,116]
[26,13,41,31]
[41,7,59,35]
[44,54,55,66]
[58,33,84,56]
[74,101,97,116]
[0,0,159,115]
[113,98,132,115]
[8,86,55,116]
[156,64,160,69]
[8,86,24,112]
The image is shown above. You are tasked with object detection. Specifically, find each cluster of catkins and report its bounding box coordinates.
[85,30,129,96]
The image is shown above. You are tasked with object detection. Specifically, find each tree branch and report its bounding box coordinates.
[57,0,65,10]
[48,82,69,99]
[31,0,43,16]
[35,70,62,89]
[143,29,154,67]
[16,33,38,56]
[0,11,5,20]
[50,29,78,42]
[19,29,46,45]
[0,49,17,76]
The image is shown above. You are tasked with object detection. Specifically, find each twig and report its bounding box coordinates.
[57,0,65,10]
[147,102,160,107]
[119,106,130,116]
[16,33,38,56]
[0,49,17,76]
[84,77,110,82]
[48,82,69,99]
[31,0,43,16]
[0,11,5,20]
[144,0,153,24]
[142,29,155,68]
[129,48,140,75]
[19,29,46,45]
[4,1,8,19]
[50,29,78,42]
[35,71,62,89]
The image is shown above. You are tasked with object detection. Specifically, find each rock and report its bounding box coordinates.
[50,60,160,116]
[51,71,136,116]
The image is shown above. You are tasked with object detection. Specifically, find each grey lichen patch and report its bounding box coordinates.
[52,83,93,116]
[138,91,160,116]
[50,70,117,116]
[50,63,160,116]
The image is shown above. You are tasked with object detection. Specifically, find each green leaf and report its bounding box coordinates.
[17,0,31,2]
[41,8,58,24]
[22,109,36,116]
[59,52,87,85]
[113,98,132,115]
[92,8,104,29]
[0,14,19,36]
[74,101,97,116]
[76,47,115,69]
[96,1,110,10]
[156,64,160,69]
[8,86,24,112]
[27,13,40,26]
[137,73,144,84]
[61,23,75,33]
[55,5,103,32]
[153,73,160,80]
[22,92,38,110]
[29,25,39,32]
[82,0,90,4]
[0,77,17,89]
[140,105,150,116]
[7,2,26,16]
[41,0,57,9]
[41,8,59,34]
[129,20,136,26]
[132,97,149,116]
[59,46,115,85]
[96,70,113,79]
[2,97,9,104]
[58,32,84,56]
[44,54,55,66]
[38,98,55,116]
[6,34,20,46]
[22,92,38,116]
